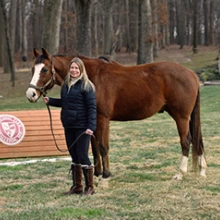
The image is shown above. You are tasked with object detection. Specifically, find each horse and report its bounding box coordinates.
[26,48,207,180]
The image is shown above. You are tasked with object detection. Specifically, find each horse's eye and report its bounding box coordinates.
[42,68,48,73]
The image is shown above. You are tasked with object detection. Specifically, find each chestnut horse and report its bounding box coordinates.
[26,48,206,180]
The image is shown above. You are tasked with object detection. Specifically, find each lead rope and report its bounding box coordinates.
[44,101,88,153]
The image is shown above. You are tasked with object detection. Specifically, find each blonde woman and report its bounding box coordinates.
[43,57,96,196]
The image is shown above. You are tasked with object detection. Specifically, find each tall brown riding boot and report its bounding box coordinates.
[63,163,83,195]
[82,165,95,196]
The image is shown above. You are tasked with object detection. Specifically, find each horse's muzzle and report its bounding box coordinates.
[26,88,40,103]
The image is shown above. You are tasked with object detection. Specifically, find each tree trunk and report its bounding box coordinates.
[93,1,99,56]
[22,0,28,64]
[192,0,198,54]
[137,0,153,64]
[129,0,138,51]
[125,0,131,52]
[0,1,4,67]
[209,0,214,45]
[0,0,16,85]
[184,0,192,45]
[42,0,63,54]
[9,0,17,60]
[168,0,175,44]
[74,0,94,56]
[151,0,159,58]
[203,0,209,46]
[102,0,114,56]
[176,0,185,49]
[32,0,42,49]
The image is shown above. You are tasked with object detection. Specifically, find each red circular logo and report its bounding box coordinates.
[0,114,26,146]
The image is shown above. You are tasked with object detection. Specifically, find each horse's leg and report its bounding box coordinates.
[96,114,111,178]
[173,117,191,180]
[198,153,206,177]
[91,137,102,177]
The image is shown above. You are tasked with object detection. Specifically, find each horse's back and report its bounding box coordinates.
[147,62,199,116]
[88,60,199,120]
[146,62,199,86]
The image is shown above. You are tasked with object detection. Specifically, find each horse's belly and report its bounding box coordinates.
[111,105,161,121]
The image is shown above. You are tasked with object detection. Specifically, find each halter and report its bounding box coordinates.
[28,56,56,97]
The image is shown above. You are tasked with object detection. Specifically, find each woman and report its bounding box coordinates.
[43,57,96,196]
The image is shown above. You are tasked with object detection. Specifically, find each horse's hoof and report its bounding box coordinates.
[97,178,110,188]
[173,172,183,180]
[102,170,112,179]
[94,171,102,177]
[200,169,206,178]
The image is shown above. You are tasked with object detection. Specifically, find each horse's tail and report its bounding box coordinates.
[190,89,205,171]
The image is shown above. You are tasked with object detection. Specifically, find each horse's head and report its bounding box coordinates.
[26,48,56,102]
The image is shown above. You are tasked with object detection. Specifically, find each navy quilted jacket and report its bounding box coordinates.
[48,80,96,131]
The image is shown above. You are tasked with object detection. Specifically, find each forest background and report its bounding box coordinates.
[0,1,220,219]
[0,0,220,87]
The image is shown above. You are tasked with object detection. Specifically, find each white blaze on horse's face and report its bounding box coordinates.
[26,63,45,102]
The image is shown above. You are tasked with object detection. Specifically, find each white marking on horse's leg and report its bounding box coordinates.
[173,155,188,180]
[179,155,188,173]
[198,154,207,177]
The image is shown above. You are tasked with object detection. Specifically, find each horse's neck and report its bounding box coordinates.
[55,72,66,86]
[54,56,73,86]
[53,55,98,86]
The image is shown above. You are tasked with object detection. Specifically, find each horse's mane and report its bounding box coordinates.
[98,56,111,63]
[98,55,122,66]
[54,51,121,66]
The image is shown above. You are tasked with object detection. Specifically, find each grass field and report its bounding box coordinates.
[0,86,220,219]
[0,46,220,219]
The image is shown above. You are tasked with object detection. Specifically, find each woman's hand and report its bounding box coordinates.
[43,97,49,104]
[85,129,93,136]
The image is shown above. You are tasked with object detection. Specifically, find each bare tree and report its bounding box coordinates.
[137,0,153,64]
[209,0,214,45]
[203,0,209,46]
[168,0,175,44]
[125,0,131,52]
[32,0,42,49]
[93,0,99,56]
[129,0,138,52]
[42,0,63,54]
[151,0,159,57]
[192,0,198,54]
[18,0,28,63]
[60,0,76,53]
[102,0,114,56]
[9,0,17,58]
[184,0,192,45]
[0,1,4,67]
[176,0,185,48]
[1,0,220,65]
[0,0,15,85]
[74,0,94,56]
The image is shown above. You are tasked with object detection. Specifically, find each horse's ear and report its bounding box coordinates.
[41,48,50,60]
[33,48,40,58]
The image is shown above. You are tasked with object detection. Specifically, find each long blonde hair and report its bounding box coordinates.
[65,57,95,92]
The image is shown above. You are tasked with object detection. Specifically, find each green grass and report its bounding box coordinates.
[1,48,220,219]
[0,86,220,219]
[181,49,217,70]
